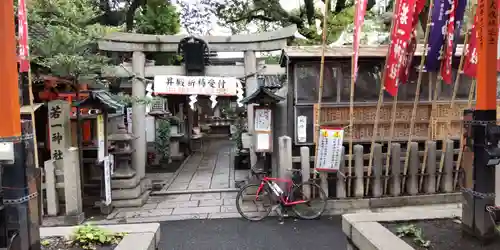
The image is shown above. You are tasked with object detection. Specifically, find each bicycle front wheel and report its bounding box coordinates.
[291,182,327,220]
[236,183,273,221]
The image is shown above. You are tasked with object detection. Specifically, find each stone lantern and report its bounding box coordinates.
[108,124,137,172]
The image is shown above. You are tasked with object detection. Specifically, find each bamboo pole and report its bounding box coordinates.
[313,1,330,182]
[27,70,40,168]
[383,91,399,193]
[435,22,472,191]
[365,1,400,195]
[438,4,476,189]
[366,77,385,195]
[401,1,435,189]
[348,53,355,195]
[418,70,441,191]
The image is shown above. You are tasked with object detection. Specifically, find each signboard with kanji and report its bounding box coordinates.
[315,127,344,172]
[48,100,70,161]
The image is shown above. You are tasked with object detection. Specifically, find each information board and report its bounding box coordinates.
[315,127,344,172]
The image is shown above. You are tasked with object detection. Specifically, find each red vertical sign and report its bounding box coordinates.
[440,0,457,84]
[353,0,368,80]
[383,0,417,96]
[398,0,426,84]
[463,14,478,77]
[18,0,30,73]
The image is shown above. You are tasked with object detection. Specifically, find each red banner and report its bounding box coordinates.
[398,0,426,84]
[18,0,30,73]
[463,14,478,77]
[353,0,368,81]
[440,0,457,84]
[383,0,417,96]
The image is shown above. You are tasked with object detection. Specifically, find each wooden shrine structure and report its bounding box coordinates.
[280,45,500,146]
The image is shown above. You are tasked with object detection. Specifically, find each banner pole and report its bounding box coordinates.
[365,1,400,195]
[436,3,475,189]
[401,1,435,189]
[313,2,330,184]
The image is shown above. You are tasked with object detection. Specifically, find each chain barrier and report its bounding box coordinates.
[461,187,496,199]
[3,192,37,205]
[463,120,498,125]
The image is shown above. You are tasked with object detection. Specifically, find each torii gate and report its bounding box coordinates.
[98,26,297,205]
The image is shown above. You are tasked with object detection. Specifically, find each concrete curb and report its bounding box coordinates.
[40,223,161,250]
[342,204,462,250]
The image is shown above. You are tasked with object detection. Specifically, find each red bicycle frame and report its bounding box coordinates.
[255,176,308,206]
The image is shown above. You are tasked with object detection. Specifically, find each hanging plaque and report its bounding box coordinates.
[297,116,307,143]
[254,108,272,132]
[315,127,344,172]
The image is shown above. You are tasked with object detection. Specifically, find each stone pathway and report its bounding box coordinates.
[159,140,236,193]
[108,191,242,222]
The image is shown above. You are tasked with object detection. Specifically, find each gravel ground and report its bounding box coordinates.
[41,236,117,250]
[383,219,500,250]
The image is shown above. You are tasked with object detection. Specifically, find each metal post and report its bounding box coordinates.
[0,1,40,249]
[461,0,499,241]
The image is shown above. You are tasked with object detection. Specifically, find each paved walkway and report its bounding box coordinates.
[159,217,347,250]
[108,191,244,222]
[160,140,236,193]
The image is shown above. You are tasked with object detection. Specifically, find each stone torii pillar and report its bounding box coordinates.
[131,51,147,180]
[244,51,258,168]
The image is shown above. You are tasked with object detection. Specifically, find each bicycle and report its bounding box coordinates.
[236,169,327,221]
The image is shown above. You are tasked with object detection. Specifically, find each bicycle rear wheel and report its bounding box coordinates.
[236,183,273,221]
[291,182,327,220]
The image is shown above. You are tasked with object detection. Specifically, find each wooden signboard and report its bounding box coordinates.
[254,106,273,152]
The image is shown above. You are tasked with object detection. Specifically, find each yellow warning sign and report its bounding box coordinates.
[322,130,328,137]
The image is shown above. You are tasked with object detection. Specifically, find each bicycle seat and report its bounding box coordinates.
[251,167,267,174]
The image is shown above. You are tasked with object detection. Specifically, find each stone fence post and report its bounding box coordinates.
[278,136,292,189]
[300,147,310,197]
[354,145,364,198]
[390,143,402,196]
[44,160,59,216]
[63,147,83,223]
[336,146,346,198]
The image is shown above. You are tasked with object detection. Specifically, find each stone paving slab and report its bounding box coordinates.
[172,206,221,215]
[101,192,462,227]
[160,140,237,193]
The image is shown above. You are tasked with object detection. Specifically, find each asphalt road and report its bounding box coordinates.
[159,216,347,250]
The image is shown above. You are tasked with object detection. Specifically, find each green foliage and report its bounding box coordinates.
[155,119,171,162]
[134,0,180,35]
[28,0,119,79]
[396,224,431,248]
[71,224,126,250]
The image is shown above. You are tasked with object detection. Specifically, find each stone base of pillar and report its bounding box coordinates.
[42,213,85,227]
[110,168,151,208]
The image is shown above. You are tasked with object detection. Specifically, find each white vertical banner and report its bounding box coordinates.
[103,156,112,205]
[97,114,105,162]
